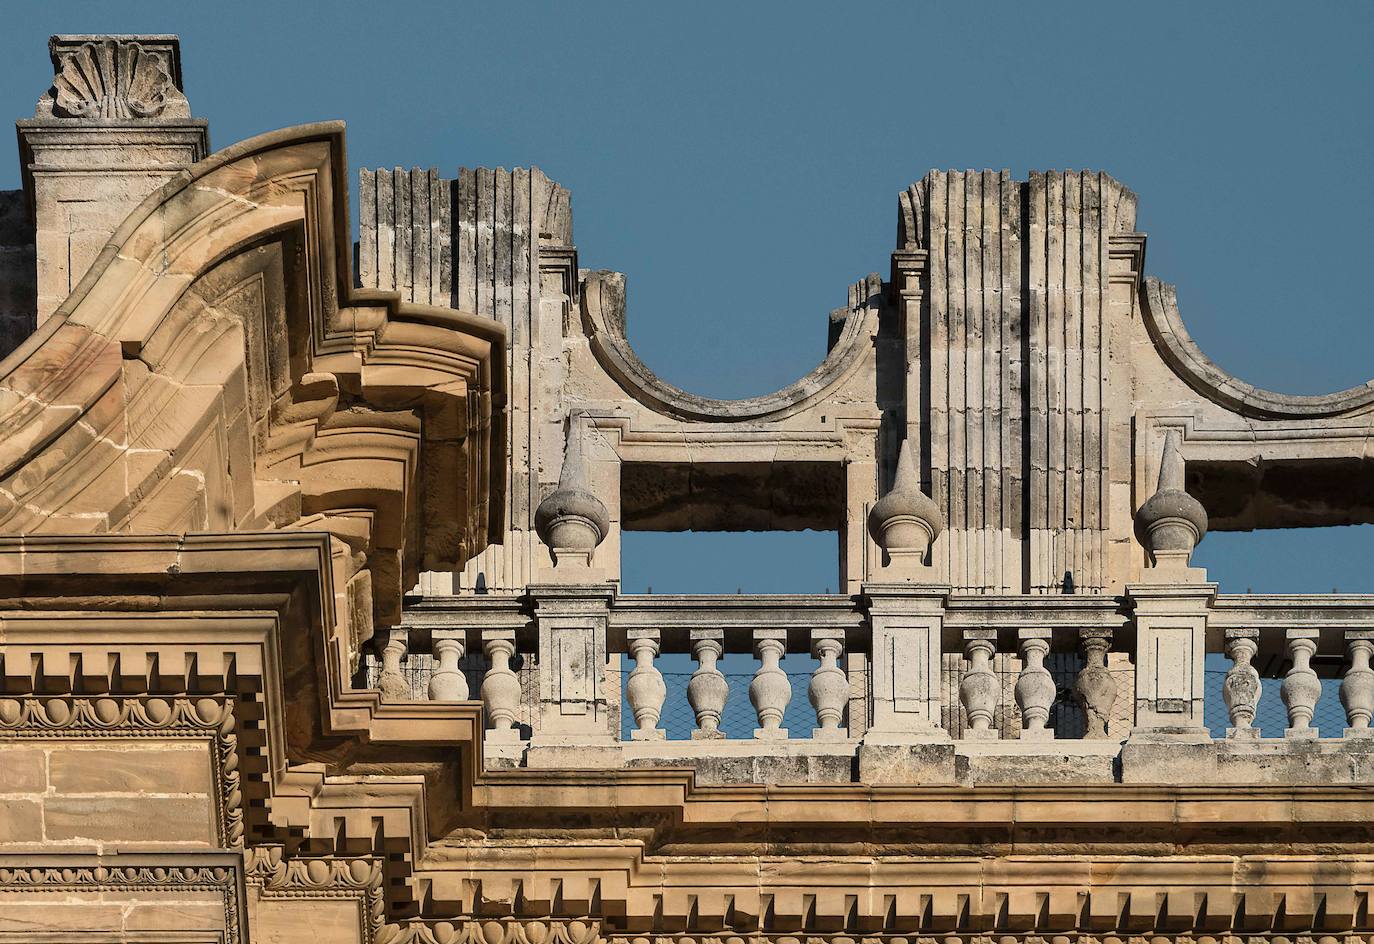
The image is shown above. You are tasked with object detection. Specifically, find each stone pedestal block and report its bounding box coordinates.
[861,582,952,742]
[1126,582,1216,731]
[528,584,617,741]
[18,36,209,325]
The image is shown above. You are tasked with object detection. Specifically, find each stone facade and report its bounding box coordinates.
[0,32,1373,944]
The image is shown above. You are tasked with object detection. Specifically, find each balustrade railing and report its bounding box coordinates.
[371,589,1374,759]
[384,591,1141,744]
[1208,595,1374,738]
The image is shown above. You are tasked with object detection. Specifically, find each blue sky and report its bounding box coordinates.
[2,2,1370,593]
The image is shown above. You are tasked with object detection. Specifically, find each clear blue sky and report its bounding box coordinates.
[2,2,1370,593]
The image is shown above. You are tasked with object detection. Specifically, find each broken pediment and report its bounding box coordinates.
[0,122,506,649]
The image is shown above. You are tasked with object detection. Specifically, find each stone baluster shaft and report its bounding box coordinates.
[1074,629,1116,739]
[1281,629,1321,738]
[959,630,999,739]
[750,629,791,739]
[481,630,521,741]
[626,629,666,740]
[429,637,468,700]
[377,629,410,701]
[808,631,847,739]
[1341,631,1374,737]
[1015,629,1055,740]
[1222,629,1261,738]
[688,629,727,740]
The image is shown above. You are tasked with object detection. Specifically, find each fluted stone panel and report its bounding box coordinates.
[909,170,1134,593]
[360,165,572,591]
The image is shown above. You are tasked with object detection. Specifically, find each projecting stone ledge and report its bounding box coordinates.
[497,734,1374,786]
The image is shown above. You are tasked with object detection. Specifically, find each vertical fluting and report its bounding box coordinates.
[358,164,569,591]
[916,169,1116,593]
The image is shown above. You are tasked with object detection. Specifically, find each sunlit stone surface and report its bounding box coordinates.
[2,32,1374,944]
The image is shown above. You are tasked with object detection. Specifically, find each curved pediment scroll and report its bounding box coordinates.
[1142,276,1374,419]
[0,121,506,656]
[580,269,880,423]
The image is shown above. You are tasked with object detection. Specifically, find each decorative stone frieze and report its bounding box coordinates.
[0,853,247,943]
[382,920,602,944]
[246,846,387,944]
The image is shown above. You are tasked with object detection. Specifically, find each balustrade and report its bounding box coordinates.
[383,590,1374,763]
[948,624,1124,741]
[1211,606,1374,738]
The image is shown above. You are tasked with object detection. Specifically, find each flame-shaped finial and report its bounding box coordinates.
[1135,429,1208,571]
[534,413,611,567]
[867,439,944,576]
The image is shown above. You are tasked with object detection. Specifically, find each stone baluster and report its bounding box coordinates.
[626,629,666,740]
[1073,629,1116,739]
[377,628,410,701]
[1222,629,1261,738]
[481,630,521,741]
[959,630,999,739]
[1014,629,1055,740]
[1340,631,1374,737]
[750,629,791,739]
[1281,629,1321,738]
[428,636,468,700]
[808,630,847,739]
[688,629,728,740]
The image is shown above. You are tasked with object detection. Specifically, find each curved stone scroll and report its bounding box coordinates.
[1142,277,1374,419]
[580,269,880,423]
[0,121,506,650]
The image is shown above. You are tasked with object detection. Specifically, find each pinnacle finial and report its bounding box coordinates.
[867,439,944,577]
[1157,428,1185,492]
[1135,428,1208,572]
[534,413,611,568]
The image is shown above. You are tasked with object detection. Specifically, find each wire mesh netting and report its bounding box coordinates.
[361,649,1354,741]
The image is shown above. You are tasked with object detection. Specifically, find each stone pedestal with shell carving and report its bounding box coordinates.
[18,35,209,325]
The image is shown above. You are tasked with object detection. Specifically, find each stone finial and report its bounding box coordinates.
[534,414,610,568]
[1135,429,1208,572]
[868,439,944,577]
[40,36,191,120]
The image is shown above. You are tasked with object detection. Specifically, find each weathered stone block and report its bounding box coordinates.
[43,796,213,844]
[0,799,44,843]
[857,741,958,784]
[48,744,210,795]
[0,901,125,933]
[0,747,46,793]
[250,893,365,944]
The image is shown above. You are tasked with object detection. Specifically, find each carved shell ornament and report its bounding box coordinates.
[52,39,175,119]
